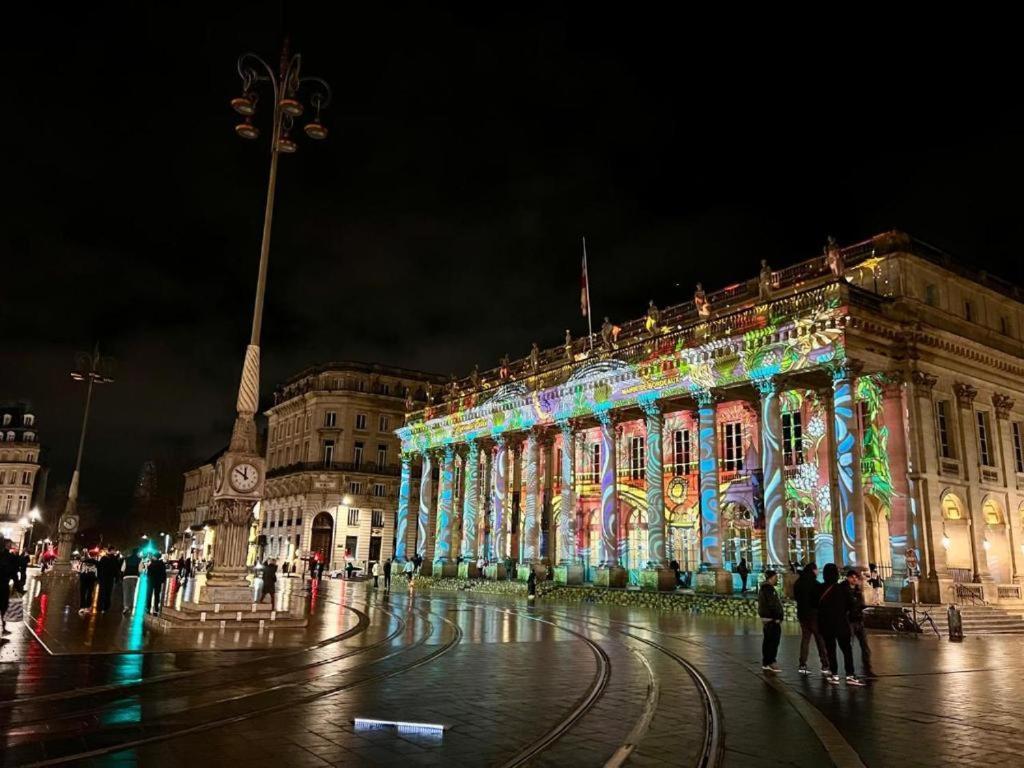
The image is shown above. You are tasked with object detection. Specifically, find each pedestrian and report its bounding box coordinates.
[346,560,355,580]
[757,569,784,672]
[849,570,876,678]
[383,558,392,592]
[372,560,381,588]
[121,548,142,615]
[476,556,486,578]
[97,549,119,614]
[0,540,17,636]
[793,563,830,676]
[16,549,29,594]
[252,561,265,603]
[78,549,99,615]
[527,568,537,602]
[403,558,414,582]
[260,559,278,606]
[818,564,864,686]
[867,566,883,605]
[669,558,681,587]
[737,557,750,594]
[147,555,168,616]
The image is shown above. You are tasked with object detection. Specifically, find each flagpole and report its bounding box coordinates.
[583,236,594,349]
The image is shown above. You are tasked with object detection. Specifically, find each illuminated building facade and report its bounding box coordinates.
[0,403,43,549]
[261,362,446,570]
[397,232,1024,603]
[179,449,224,559]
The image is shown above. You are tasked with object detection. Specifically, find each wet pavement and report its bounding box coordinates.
[1,570,1021,767]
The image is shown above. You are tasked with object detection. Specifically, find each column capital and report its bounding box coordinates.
[910,370,938,391]
[694,388,716,408]
[953,382,978,408]
[752,375,780,396]
[828,357,864,383]
[992,393,1014,420]
[595,408,616,428]
[638,394,661,417]
[556,418,575,438]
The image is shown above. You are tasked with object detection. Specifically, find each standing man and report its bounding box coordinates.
[383,558,392,592]
[818,564,864,686]
[259,559,277,606]
[96,549,119,614]
[121,548,142,615]
[16,549,29,594]
[737,557,750,595]
[757,569,784,672]
[372,560,381,589]
[0,540,16,635]
[403,558,414,582]
[793,563,830,675]
[147,555,168,616]
[77,549,100,615]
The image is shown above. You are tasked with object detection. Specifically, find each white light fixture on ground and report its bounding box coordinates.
[354,718,446,735]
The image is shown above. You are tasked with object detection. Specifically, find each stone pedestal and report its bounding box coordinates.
[458,561,480,578]
[517,565,533,582]
[554,564,584,585]
[485,564,507,580]
[433,560,458,578]
[695,569,733,595]
[153,600,306,630]
[593,565,627,588]
[640,567,677,592]
[418,560,434,577]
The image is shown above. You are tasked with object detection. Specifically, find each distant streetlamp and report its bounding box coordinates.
[159,531,171,555]
[52,345,115,572]
[19,507,42,553]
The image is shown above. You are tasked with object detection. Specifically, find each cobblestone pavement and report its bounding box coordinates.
[1,572,1021,767]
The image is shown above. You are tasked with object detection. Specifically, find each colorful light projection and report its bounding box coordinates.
[641,399,666,567]
[697,391,720,567]
[417,452,433,561]
[434,445,455,563]
[395,456,412,561]
[757,377,787,567]
[460,441,480,559]
[523,433,540,561]
[491,437,508,561]
[597,411,618,566]
[832,365,859,564]
[557,421,576,564]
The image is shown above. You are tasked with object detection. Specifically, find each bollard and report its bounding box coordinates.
[947,604,964,642]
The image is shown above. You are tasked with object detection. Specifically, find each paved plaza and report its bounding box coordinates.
[0,573,1020,767]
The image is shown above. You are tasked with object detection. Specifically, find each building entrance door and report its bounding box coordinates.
[310,512,334,569]
[369,535,382,563]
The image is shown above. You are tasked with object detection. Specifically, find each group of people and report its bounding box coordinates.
[759,562,875,686]
[0,539,31,636]
[75,548,168,617]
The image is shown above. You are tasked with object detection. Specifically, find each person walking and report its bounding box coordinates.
[146,556,168,616]
[793,563,830,676]
[383,558,392,592]
[121,548,142,615]
[403,558,415,582]
[259,559,278,606]
[849,570,876,678]
[818,564,864,686]
[737,557,750,594]
[16,549,29,594]
[527,568,537,602]
[0,540,17,636]
[96,549,119,614]
[77,549,99,615]
[757,569,784,672]
[372,560,381,588]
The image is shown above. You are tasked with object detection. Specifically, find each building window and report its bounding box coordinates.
[355,413,367,430]
[23,414,33,426]
[303,440,310,461]
[672,429,693,475]
[356,378,366,393]
[924,284,938,306]
[789,527,816,566]
[629,436,645,480]
[347,509,360,526]
[1013,422,1024,474]
[6,432,14,442]
[556,448,563,482]
[1000,316,1010,336]
[373,483,386,497]
[382,383,391,395]
[722,422,744,471]
[977,411,994,468]
[782,411,804,466]
[324,411,337,427]
[964,299,974,323]
[936,401,954,460]
[21,471,30,485]
[379,415,390,432]
[590,443,601,483]
[349,481,362,495]
[376,444,387,467]
[372,509,384,527]
[323,440,335,467]
[23,432,34,442]
[353,441,364,466]
[1,415,10,425]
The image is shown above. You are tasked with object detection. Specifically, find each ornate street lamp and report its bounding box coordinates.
[51,344,115,573]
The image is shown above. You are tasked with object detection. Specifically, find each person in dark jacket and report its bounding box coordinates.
[259,559,278,605]
[818,564,864,685]
[757,569,784,672]
[146,556,168,616]
[121,549,142,615]
[793,563,829,675]
[96,550,120,614]
[78,550,100,615]
[737,558,750,594]
[0,540,17,635]
[848,570,875,677]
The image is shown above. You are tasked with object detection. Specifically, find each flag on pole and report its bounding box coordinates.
[580,238,590,318]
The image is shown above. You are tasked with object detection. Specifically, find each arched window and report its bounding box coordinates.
[941,493,964,520]
[982,498,1004,526]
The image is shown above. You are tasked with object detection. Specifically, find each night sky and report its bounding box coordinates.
[3,5,1022,528]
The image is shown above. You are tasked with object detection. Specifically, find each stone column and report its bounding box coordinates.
[542,436,555,565]
[480,444,492,563]
[905,370,945,602]
[992,393,1020,581]
[459,440,480,577]
[417,451,434,575]
[640,399,673,591]
[881,375,914,572]
[696,390,721,567]
[489,436,509,578]
[556,420,583,584]
[510,443,522,565]
[756,377,787,569]
[433,444,457,575]
[595,410,626,586]
[393,453,412,564]
[953,382,991,583]
[831,361,867,568]
[522,431,542,574]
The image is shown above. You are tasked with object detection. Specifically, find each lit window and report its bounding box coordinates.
[782,411,804,466]
[977,411,994,468]
[1013,423,1024,474]
[373,483,386,497]
[629,436,645,480]
[23,414,34,426]
[347,508,360,526]
[936,401,954,460]
[590,443,601,482]
[722,422,744,471]
[349,481,362,495]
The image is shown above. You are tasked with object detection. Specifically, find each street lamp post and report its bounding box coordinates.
[199,42,331,606]
[20,508,42,554]
[51,345,115,573]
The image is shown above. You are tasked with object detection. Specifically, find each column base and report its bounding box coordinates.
[593,566,627,588]
[555,564,585,585]
[458,562,480,578]
[695,568,734,595]
[418,560,434,577]
[203,574,255,605]
[432,560,458,578]
[485,564,507,580]
[640,567,677,592]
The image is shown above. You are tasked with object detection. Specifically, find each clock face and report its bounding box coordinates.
[62,515,79,531]
[230,463,260,492]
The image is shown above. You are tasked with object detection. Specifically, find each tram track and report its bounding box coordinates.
[17,599,465,767]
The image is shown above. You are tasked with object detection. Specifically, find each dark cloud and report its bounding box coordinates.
[2,5,1022,529]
